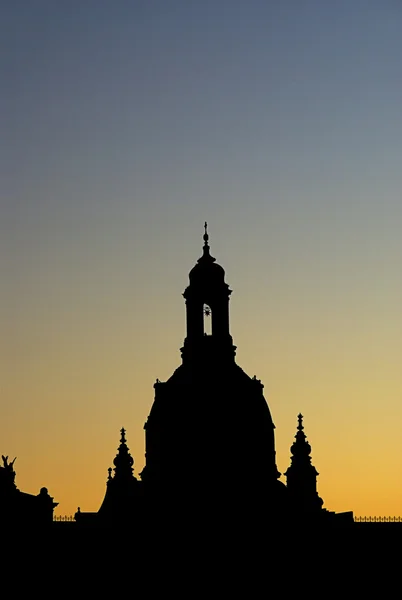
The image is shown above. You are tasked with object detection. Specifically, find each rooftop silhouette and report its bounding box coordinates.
[5,225,387,539]
[75,226,353,530]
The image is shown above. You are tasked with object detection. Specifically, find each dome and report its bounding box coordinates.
[113,428,134,476]
[290,414,313,458]
[188,223,225,285]
[189,252,225,284]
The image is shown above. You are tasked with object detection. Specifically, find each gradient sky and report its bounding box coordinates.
[1,1,402,517]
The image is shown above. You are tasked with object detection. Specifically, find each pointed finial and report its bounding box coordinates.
[203,221,209,245]
[114,427,134,477]
[120,427,126,444]
[297,413,304,431]
[201,221,212,258]
[289,413,311,459]
[194,222,217,265]
[107,467,112,480]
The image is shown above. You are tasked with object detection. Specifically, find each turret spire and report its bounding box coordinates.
[200,221,214,260]
[203,221,209,244]
[291,413,311,459]
[113,427,135,481]
[120,427,126,444]
[285,414,324,514]
[96,428,139,522]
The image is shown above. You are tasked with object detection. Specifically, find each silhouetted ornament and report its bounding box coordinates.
[113,427,134,479]
[290,413,312,458]
[189,222,225,285]
[285,414,324,515]
[1,455,17,487]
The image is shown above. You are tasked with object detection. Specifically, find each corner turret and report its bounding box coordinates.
[285,414,324,516]
[98,428,139,518]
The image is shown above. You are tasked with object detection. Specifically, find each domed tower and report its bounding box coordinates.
[285,414,324,516]
[141,225,284,522]
[97,428,140,522]
[181,222,235,366]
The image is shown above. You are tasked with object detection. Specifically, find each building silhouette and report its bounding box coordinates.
[3,225,356,533]
[285,414,325,517]
[76,427,142,527]
[140,223,290,527]
[72,225,352,531]
[0,455,57,526]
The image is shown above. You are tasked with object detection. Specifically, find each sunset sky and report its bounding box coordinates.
[2,1,402,517]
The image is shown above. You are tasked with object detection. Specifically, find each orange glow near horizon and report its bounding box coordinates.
[4,239,402,519]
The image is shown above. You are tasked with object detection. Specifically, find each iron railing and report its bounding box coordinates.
[354,516,402,522]
[52,515,402,523]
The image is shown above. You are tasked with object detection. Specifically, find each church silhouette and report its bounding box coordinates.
[2,225,354,533]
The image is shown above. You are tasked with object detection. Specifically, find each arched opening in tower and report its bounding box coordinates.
[203,304,212,336]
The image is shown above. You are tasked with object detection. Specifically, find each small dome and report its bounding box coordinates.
[290,438,312,457]
[189,253,225,285]
[189,223,225,285]
[113,428,134,475]
[290,414,312,458]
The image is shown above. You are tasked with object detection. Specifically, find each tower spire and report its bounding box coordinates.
[201,221,213,260]
[203,221,208,243]
[285,414,324,515]
[96,427,139,522]
[120,427,127,444]
[113,427,135,481]
[290,413,312,462]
